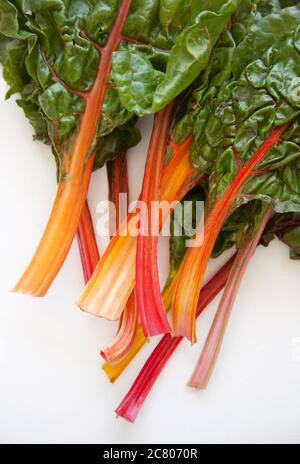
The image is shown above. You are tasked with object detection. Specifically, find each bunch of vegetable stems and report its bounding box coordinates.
[75,100,290,423]
[2,0,300,422]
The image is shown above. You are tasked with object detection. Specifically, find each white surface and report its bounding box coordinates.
[0,76,300,445]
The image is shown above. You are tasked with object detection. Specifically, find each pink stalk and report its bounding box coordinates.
[116,256,235,422]
[188,205,273,389]
[101,291,138,364]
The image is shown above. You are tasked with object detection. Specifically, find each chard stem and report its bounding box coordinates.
[102,273,179,382]
[77,136,199,320]
[136,104,174,337]
[172,123,290,343]
[77,202,100,284]
[188,205,273,389]
[101,153,139,365]
[115,257,235,423]
[107,153,129,237]
[101,291,138,365]
[13,0,132,296]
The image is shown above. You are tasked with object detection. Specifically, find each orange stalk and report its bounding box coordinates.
[77,136,198,320]
[13,0,132,296]
[172,123,290,343]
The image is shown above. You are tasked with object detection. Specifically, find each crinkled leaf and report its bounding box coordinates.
[261,212,300,259]
[0,0,19,38]
[152,25,211,111]
[39,82,84,121]
[94,120,141,170]
[66,0,120,44]
[112,0,239,113]
[231,1,261,43]
[232,4,300,78]
[171,29,236,144]
[17,89,49,143]
[173,5,300,217]
[212,200,268,257]
[167,187,205,281]
[111,48,164,115]
[0,0,239,171]
[0,1,139,169]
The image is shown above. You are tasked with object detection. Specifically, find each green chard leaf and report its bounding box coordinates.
[168,190,272,267]
[0,0,240,170]
[172,5,300,218]
[0,0,19,38]
[213,200,270,257]
[261,212,300,259]
[111,0,239,114]
[0,1,138,168]
[94,119,141,170]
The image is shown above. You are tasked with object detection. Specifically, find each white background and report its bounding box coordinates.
[0,74,300,444]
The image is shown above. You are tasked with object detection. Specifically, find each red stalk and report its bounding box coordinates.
[136,104,174,337]
[13,0,132,296]
[101,272,180,382]
[101,152,138,364]
[188,205,273,389]
[77,202,100,284]
[77,136,199,320]
[115,256,235,423]
[172,123,290,343]
[107,153,129,236]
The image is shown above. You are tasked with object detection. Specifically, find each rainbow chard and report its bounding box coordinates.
[0,0,240,297]
[77,136,199,320]
[104,17,246,361]
[99,10,281,375]
[0,0,135,296]
[115,192,300,420]
[172,5,300,342]
[116,257,235,423]
[77,0,241,319]
[3,0,300,422]
[102,186,207,381]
